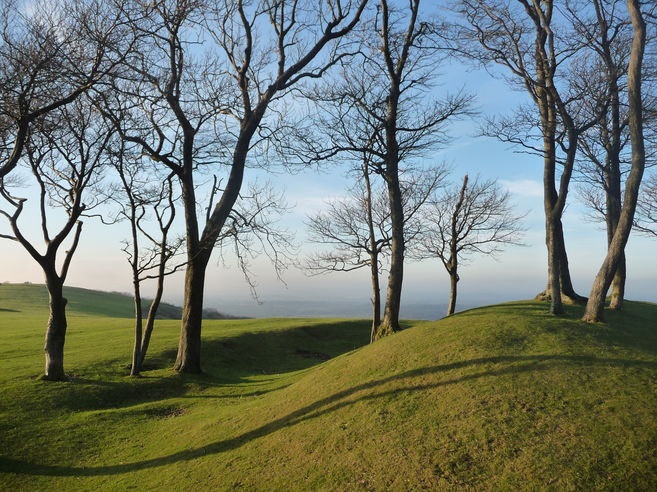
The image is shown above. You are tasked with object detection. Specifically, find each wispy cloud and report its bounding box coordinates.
[500,179,543,198]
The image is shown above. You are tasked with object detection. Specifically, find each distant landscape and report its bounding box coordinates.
[0,283,241,320]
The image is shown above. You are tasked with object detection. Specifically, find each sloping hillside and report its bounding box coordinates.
[0,296,656,491]
[0,283,237,319]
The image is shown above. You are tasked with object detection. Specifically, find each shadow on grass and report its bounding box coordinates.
[39,320,371,413]
[3,353,656,477]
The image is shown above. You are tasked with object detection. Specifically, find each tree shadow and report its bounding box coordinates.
[3,353,656,477]
[35,320,371,413]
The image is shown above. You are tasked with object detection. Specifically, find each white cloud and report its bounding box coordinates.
[499,179,543,198]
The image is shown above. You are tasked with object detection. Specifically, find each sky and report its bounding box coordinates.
[1,14,656,318]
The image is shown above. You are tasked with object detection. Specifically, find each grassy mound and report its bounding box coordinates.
[0,290,656,490]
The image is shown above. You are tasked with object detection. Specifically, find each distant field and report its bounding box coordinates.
[0,283,237,320]
[1,285,656,490]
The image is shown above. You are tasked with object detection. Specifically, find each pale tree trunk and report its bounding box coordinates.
[447,271,458,316]
[43,273,68,381]
[609,253,626,309]
[583,0,645,322]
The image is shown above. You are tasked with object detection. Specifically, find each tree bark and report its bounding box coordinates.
[377,168,404,339]
[43,274,68,381]
[447,272,458,316]
[139,264,167,368]
[130,279,143,376]
[605,180,627,311]
[555,219,584,303]
[536,219,584,304]
[129,211,143,376]
[369,256,381,343]
[174,254,208,373]
[545,212,563,315]
[609,252,626,310]
[583,0,646,322]
[542,119,564,315]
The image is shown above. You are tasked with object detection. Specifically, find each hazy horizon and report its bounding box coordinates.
[1,58,656,315]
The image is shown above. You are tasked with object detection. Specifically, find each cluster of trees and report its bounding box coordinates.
[0,0,655,381]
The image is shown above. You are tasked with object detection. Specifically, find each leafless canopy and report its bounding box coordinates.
[415,175,525,268]
[635,172,657,237]
[0,0,132,179]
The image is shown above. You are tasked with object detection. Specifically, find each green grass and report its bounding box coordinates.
[1,285,657,490]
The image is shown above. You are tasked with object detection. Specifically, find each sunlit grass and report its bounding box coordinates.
[1,285,656,490]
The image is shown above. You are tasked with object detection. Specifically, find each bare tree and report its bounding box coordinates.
[0,96,112,380]
[110,153,183,376]
[0,0,130,179]
[453,0,605,314]
[566,0,649,311]
[306,162,446,341]
[583,0,652,322]
[569,0,657,310]
[102,0,368,373]
[414,175,525,316]
[290,0,472,339]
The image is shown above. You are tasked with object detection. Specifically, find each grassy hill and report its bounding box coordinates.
[0,287,656,490]
[0,283,238,319]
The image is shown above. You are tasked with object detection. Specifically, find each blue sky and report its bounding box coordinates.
[1,32,656,316]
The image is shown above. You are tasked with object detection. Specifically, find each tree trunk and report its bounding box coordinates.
[378,79,404,339]
[537,219,585,304]
[447,271,458,316]
[174,254,208,373]
[139,265,167,368]
[546,215,563,315]
[555,219,585,303]
[363,162,381,343]
[605,150,625,310]
[43,276,68,381]
[377,170,404,339]
[542,119,563,314]
[175,168,207,374]
[130,280,143,376]
[603,23,626,311]
[369,255,381,343]
[583,0,645,322]
[609,252,626,310]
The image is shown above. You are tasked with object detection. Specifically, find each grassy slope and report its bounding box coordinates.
[0,286,656,491]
